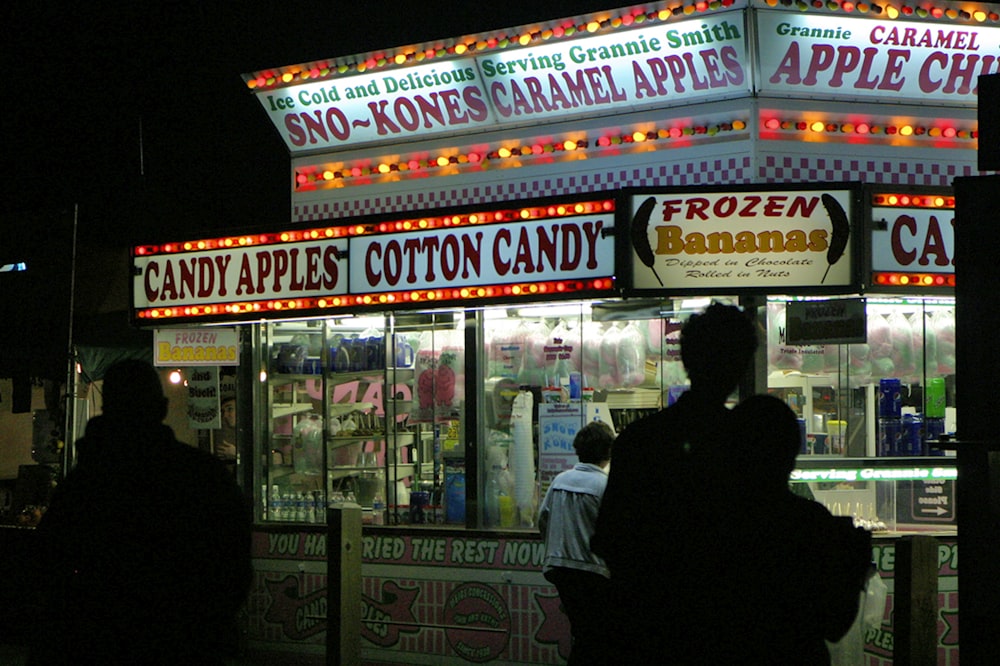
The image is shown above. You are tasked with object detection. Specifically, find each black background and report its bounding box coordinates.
[1,1,616,379]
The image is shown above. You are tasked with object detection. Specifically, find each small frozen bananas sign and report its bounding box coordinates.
[154,327,240,366]
[627,186,856,292]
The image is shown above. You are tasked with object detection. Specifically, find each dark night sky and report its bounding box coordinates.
[2,1,618,248]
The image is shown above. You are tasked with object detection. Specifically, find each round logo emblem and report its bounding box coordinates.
[443,582,510,662]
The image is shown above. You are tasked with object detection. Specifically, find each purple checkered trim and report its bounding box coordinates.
[292,157,755,222]
[759,155,975,186]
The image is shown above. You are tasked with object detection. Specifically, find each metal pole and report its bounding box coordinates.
[327,502,362,666]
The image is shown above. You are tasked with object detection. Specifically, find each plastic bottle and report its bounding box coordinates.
[269,485,282,521]
[485,465,504,527]
[295,493,307,522]
[305,492,317,523]
[372,491,386,526]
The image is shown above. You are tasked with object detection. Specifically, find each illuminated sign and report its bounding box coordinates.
[627,186,857,292]
[478,13,748,124]
[255,11,750,154]
[261,60,491,152]
[349,211,615,296]
[872,204,954,273]
[132,199,616,322]
[757,9,1000,106]
[134,238,348,314]
[790,466,958,483]
[153,327,240,366]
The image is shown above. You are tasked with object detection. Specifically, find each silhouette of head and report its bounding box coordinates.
[101,359,168,424]
[734,394,800,487]
[680,302,757,399]
[573,420,616,465]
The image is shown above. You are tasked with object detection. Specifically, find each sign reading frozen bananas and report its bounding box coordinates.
[626,185,858,292]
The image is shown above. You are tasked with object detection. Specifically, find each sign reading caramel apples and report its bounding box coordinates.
[627,186,857,291]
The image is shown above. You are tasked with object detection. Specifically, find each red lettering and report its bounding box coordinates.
[891,214,918,266]
[493,229,512,275]
[144,260,160,302]
[366,243,383,287]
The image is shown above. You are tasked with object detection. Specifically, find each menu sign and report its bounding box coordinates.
[132,199,616,322]
[871,205,954,274]
[349,214,614,295]
[154,327,240,366]
[255,12,749,153]
[757,9,1000,106]
[134,238,349,311]
[627,187,857,291]
[785,298,867,345]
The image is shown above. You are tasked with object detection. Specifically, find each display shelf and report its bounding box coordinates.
[272,402,315,419]
[326,433,385,449]
[328,402,375,416]
[327,370,386,382]
[603,388,661,409]
[270,373,326,384]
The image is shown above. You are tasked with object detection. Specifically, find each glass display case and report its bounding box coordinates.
[768,295,958,535]
[249,295,957,536]
[257,314,466,526]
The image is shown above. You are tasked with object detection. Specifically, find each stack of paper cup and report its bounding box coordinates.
[509,390,536,526]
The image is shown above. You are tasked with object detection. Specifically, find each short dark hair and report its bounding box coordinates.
[101,360,168,424]
[573,420,615,464]
[680,302,758,392]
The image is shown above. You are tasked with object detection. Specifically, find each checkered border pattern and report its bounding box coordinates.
[760,155,975,186]
[292,154,977,223]
[292,157,754,223]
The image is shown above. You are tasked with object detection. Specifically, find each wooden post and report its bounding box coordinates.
[327,503,362,666]
[893,535,938,666]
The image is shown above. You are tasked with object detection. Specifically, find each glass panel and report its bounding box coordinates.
[264,320,327,523]
[477,299,714,530]
[386,312,465,526]
[770,295,958,536]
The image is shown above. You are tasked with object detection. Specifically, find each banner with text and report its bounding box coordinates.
[871,204,955,274]
[627,186,857,291]
[757,9,1000,105]
[348,213,615,295]
[153,327,240,366]
[134,239,349,311]
[256,11,750,153]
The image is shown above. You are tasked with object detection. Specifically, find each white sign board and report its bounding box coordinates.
[871,206,955,273]
[154,327,240,366]
[255,12,750,153]
[349,213,615,294]
[628,188,856,290]
[757,9,1000,105]
[134,239,349,310]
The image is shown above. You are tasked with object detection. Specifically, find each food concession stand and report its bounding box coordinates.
[119,1,999,663]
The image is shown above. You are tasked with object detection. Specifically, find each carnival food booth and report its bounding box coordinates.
[123,1,996,663]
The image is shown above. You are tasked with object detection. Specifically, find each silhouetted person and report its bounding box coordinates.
[538,420,616,665]
[729,394,872,664]
[591,302,758,664]
[29,360,252,665]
